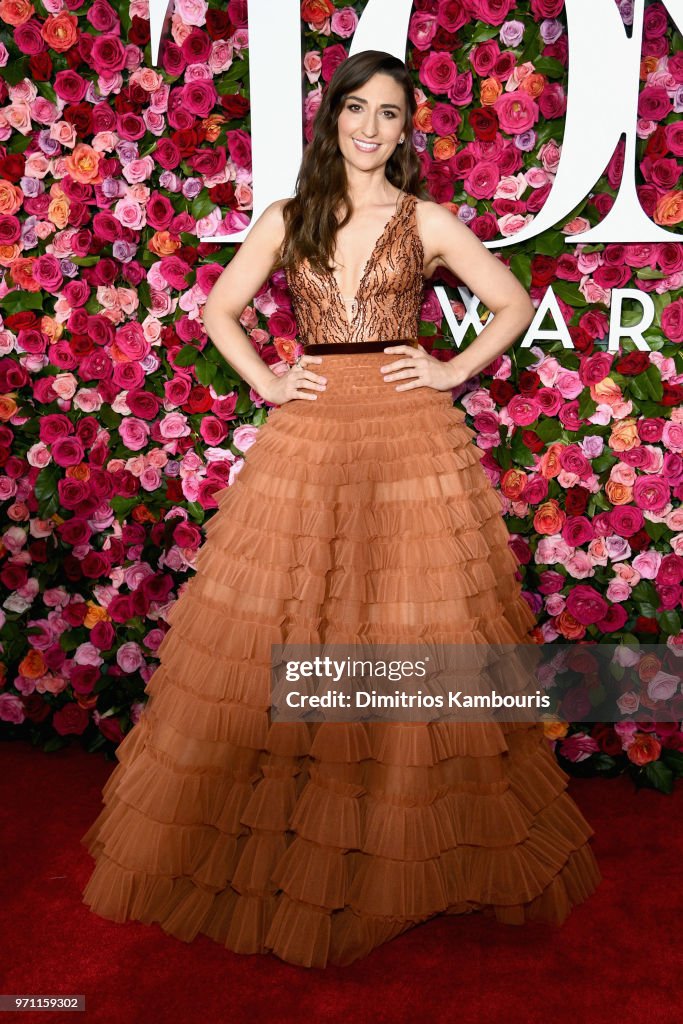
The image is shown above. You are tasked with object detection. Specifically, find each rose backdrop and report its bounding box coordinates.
[0,0,682,794]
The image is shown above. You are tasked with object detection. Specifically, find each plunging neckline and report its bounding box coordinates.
[330,191,407,327]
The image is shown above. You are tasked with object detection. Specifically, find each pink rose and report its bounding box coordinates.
[32,255,63,293]
[464,160,501,199]
[431,103,461,136]
[662,298,683,341]
[408,12,437,50]
[468,0,516,27]
[470,39,500,77]
[321,43,347,83]
[330,7,358,38]
[493,92,539,134]
[226,129,251,170]
[633,475,670,512]
[419,51,458,95]
[119,418,151,451]
[183,79,217,117]
[90,34,127,76]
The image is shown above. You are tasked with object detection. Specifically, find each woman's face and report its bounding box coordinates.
[336,72,407,174]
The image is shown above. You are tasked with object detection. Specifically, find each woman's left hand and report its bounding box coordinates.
[380,343,466,392]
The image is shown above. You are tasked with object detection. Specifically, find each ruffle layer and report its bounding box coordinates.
[81,356,601,967]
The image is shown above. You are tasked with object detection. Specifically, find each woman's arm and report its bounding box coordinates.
[381,200,536,392]
[202,200,292,403]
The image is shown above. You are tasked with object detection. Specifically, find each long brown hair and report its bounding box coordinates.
[277,50,430,276]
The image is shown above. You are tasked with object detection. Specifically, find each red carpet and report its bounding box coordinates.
[0,739,679,1024]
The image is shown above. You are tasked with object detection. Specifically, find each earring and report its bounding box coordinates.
[399,136,405,145]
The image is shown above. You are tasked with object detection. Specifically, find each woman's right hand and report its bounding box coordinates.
[264,356,327,404]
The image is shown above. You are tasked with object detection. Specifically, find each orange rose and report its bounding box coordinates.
[0,0,34,26]
[626,732,662,766]
[537,442,563,479]
[84,602,110,629]
[500,467,528,500]
[132,505,158,524]
[413,102,433,133]
[201,113,227,143]
[519,73,546,99]
[48,194,70,229]
[40,11,78,52]
[543,718,569,740]
[433,135,456,161]
[609,418,640,451]
[0,395,18,421]
[301,0,334,29]
[480,77,502,105]
[0,243,20,267]
[19,650,46,679]
[554,609,586,640]
[591,376,624,408]
[65,464,90,481]
[640,56,658,78]
[40,316,63,344]
[0,180,24,215]
[9,256,40,291]
[636,653,662,684]
[533,498,565,535]
[274,337,299,364]
[654,189,683,227]
[148,231,182,257]
[64,143,102,185]
[604,480,633,505]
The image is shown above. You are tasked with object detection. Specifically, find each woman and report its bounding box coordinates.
[81,50,602,969]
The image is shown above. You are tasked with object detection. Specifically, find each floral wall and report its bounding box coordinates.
[0,0,682,793]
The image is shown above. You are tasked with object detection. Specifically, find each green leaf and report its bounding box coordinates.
[2,59,27,86]
[552,281,589,307]
[194,356,217,386]
[110,496,143,519]
[186,501,206,524]
[535,418,563,442]
[0,291,44,313]
[174,345,200,367]
[643,760,674,795]
[533,232,569,258]
[577,390,598,418]
[510,253,532,291]
[533,57,566,79]
[190,192,217,221]
[661,748,683,778]
[34,465,61,502]
[469,24,502,43]
[659,610,681,636]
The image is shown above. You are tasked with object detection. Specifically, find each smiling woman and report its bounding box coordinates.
[81,49,601,970]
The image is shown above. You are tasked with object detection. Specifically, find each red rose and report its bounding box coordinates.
[53,703,90,736]
[469,106,498,141]
[128,14,150,45]
[615,351,650,376]
[489,379,515,406]
[222,93,250,119]
[64,102,93,137]
[565,486,589,515]
[521,429,544,455]
[183,387,212,414]
[29,52,53,81]
[206,10,234,39]
[0,154,25,183]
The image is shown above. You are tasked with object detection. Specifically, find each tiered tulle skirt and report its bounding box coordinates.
[81,350,602,968]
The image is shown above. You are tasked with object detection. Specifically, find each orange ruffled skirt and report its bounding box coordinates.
[81,351,602,968]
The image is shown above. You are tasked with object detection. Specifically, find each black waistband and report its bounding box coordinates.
[303,339,418,354]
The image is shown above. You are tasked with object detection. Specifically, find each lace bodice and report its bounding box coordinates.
[285,191,425,347]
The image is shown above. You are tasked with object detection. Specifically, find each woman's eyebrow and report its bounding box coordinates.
[345,94,402,110]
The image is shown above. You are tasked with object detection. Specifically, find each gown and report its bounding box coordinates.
[80,190,602,968]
